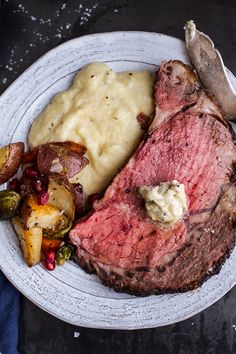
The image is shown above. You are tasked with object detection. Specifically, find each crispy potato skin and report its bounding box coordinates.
[37,143,88,179]
[0,142,24,184]
[12,216,42,267]
[22,141,86,164]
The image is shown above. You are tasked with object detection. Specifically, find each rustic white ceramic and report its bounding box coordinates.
[0,32,236,329]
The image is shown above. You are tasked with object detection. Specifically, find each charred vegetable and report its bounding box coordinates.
[12,172,77,267]
[23,141,86,164]
[0,142,24,184]
[12,216,42,267]
[0,190,21,220]
[37,143,89,179]
[19,175,75,237]
[20,195,71,238]
[43,218,72,239]
[41,238,62,253]
[56,244,74,266]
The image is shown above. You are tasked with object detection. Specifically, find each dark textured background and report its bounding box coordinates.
[1,0,236,353]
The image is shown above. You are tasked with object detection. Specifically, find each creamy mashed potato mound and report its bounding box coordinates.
[29,63,154,196]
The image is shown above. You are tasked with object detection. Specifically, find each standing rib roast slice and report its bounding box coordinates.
[70,60,236,295]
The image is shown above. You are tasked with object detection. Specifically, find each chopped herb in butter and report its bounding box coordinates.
[139,180,188,223]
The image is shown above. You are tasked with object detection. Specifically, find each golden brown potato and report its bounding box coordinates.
[20,195,68,231]
[0,142,24,184]
[12,216,42,267]
[47,176,75,220]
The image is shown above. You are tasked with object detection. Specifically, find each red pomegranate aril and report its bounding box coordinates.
[43,259,56,271]
[87,193,100,208]
[37,190,49,205]
[8,178,20,191]
[24,166,38,178]
[45,250,55,263]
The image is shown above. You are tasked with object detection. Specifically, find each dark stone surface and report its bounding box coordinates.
[20,287,236,354]
[1,0,236,353]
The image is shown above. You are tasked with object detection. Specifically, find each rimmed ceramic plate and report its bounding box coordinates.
[0,31,236,330]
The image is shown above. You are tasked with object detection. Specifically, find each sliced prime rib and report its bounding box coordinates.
[69,60,236,295]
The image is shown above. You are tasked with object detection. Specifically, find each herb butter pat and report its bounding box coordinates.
[139,180,188,223]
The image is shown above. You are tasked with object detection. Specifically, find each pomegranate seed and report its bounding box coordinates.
[37,190,49,205]
[45,250,55,263]
[87,193,100,208]
[31,179,42,192]
[24,166,38,178]
[43,260,56,271]
[8,178,20,191]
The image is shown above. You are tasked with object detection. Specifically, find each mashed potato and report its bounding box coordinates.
[29,63,154,196]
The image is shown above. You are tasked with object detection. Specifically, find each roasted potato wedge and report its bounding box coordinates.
[23,141,86,164]
[20,195,68,232]
[0,142,24,184]
[47,176,75,220]
[37,143,89,179]
[12,216,42,267]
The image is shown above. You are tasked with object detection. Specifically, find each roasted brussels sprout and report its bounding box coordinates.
[0,190,21,220]
[56,244,74,266]
[43,218,72,239]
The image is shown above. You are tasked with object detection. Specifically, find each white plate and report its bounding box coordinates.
[0,31,236,330]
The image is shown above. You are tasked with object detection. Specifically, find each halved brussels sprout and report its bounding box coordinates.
[56,244,74,266]
[43,218,72,239]
[0,190,21,220]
